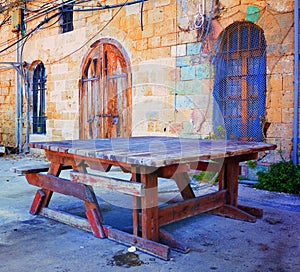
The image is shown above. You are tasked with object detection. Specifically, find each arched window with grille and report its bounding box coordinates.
[32,62,46,134]
[213,22,266,141]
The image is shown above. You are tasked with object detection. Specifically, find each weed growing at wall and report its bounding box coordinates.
[254,158,300,195]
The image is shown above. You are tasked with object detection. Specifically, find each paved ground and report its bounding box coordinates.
[0,154,299,272]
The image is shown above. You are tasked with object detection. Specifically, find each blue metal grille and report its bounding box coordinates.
[213,22,266,141]
[32,63,46,134]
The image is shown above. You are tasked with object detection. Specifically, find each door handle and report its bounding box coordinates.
[97,113,113,117]
[112,116,119,125]
[87,115,95,122]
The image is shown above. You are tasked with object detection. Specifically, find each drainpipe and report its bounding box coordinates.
[15,34,20,152]
[293,0,299,165]
[19,67,23,154]
[24,64,30,153]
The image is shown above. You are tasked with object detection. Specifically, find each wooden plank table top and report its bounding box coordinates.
[26,136,276,260]
[30,136,276,167]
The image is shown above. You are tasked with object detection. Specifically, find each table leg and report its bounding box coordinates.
[173,172,195,200]
[131,167,141,236]
[140,167,159,242]
[224,160,239,206]
[209,160,260,222]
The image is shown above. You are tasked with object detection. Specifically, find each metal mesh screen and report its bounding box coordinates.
[213,22,266,141]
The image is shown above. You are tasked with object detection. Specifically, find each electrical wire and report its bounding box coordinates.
[140,0,144,31]
[40,13,62,29]
[0,11,61,55]
[0,15,9,28]
[198,0,215,55]
[24,0,76,22]
[47,0,130,65]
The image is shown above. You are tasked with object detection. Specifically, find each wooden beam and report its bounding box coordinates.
[238,204,263,218]
[40,207,92,232]
[156,164,189,178]
[40,208,170,260]
[15,164,72,175]
[70,171,145,197]
[159,229,189,253]
[158,190,227,226]
[107,228,170,261]
[208,204,257,223]
[26,173,95,202]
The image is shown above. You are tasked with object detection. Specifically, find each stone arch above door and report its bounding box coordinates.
[79,38,132,139]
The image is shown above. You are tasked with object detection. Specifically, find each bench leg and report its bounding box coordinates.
[84,185,106,238]
[26,172,106,238]
[29,189,53,215]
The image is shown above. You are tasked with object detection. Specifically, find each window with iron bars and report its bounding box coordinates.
[213,22,266,141]
[60,4,74,33]
[32,63,46,134]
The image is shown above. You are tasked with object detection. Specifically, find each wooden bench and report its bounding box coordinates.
[11,163,72,175]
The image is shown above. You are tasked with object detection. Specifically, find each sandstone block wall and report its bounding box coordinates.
[0,0,298,161]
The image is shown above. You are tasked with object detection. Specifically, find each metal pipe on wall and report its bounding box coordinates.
[19,70,23,154]
[293,0,299,165]
[24,65,30,153]
[15,34,20,152]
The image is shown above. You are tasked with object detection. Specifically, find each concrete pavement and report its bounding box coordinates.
[0,154,299,272]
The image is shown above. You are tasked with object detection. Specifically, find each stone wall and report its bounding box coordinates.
[0,0,297,161]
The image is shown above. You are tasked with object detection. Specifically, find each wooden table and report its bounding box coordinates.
[25,137,276,260]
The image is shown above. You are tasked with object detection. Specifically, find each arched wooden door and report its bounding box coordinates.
[80,39,132,139]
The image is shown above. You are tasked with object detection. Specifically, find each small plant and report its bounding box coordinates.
[254,154,300,195]
[216,125,225,139]
[192,171,218,184]
[246,160,257,169]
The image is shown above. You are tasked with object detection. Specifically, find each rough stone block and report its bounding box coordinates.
[176,56,191,67]
[154,0,171,7]
[148,36,161,48]
[171,44,186,57]
[181,66,195,81]
[268,74,283,91]
[195,64,211,80]
[154,19,175,36]
[267,108,282,123]
[148,8,165,24]
[175,95,195,109]
[169,122,182,135]
[161,33,177,46]
[187,42,201,56]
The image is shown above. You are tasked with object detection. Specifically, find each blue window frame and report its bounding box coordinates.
[60,4,74,33]
[32,62,46,134]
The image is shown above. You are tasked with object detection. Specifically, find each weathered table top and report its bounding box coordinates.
[30,136,276,167]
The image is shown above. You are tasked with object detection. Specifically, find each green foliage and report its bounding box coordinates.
[254,160,300,195]
[246,160,256,169]
[192,171,218,184]
[205,125,225,140]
